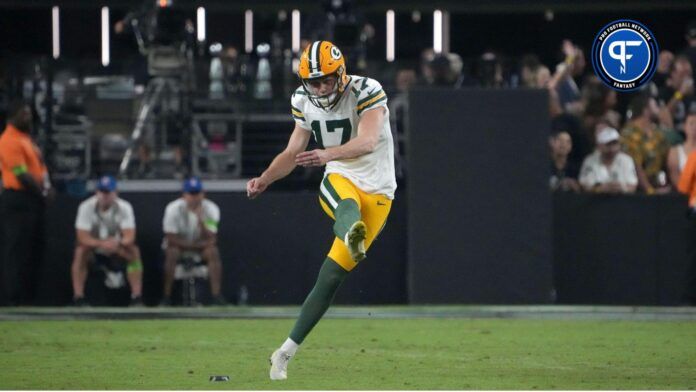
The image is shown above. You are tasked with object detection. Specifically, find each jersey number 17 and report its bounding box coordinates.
[310,119,352,149]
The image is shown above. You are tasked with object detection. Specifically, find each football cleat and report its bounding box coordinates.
[269,349,292,381]
[344,220,367,262]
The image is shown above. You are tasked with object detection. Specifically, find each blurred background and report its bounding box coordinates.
[1,0,696,308]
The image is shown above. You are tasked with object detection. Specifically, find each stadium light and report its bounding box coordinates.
[291,9,300,53]
[245,10,253,53]
[433,9,442,54]
[52,6,60,59]
[101,7,110,66]
[196,7,206,42]
[386,10,395,62]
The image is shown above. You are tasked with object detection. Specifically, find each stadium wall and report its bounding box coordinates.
[0,191,408,306]
[553,192,693,306]
[0,188,693,306]
[407,88,555,304]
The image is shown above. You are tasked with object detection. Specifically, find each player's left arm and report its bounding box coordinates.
[296,106,384,166]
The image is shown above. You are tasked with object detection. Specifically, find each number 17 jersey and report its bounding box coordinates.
[290,75,397,199]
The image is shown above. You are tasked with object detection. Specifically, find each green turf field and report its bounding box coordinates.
[1,315,695,389]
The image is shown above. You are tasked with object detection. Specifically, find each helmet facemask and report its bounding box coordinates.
[301,66,347,111]
[302,73,343,111]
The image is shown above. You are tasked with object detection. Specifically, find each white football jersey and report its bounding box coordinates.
[291,75,397,199]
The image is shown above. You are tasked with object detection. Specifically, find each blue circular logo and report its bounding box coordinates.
[591,19,658,91]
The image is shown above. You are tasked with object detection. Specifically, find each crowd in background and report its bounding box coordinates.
[376,21,696,197]
[543,22,696,196]
[3,2,696,188]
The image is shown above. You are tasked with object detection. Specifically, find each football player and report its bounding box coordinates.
[246,40,397,380]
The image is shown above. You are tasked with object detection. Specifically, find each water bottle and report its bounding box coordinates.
[238,285,249,306]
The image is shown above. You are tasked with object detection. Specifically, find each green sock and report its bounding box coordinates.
[289,258,349,344]
[333,199,361,240]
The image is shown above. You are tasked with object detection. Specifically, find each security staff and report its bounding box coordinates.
[0,101,51,305]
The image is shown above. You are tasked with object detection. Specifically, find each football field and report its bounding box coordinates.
[0,306,695,390]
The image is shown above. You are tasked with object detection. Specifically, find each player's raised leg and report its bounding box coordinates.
[321,174,367,261]
[270,178,390,380]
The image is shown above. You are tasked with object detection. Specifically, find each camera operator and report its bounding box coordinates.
[115,0,194,52]
[114,0,195,178]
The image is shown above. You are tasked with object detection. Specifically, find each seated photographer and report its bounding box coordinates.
[71,176,143,306]
[161,177,225,306]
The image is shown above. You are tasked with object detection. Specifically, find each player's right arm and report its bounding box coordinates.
[247,124,311,199]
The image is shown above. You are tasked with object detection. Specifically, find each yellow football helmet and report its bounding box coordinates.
[298,40,349,110]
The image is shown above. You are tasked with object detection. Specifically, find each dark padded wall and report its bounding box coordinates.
[407,88,554,304]
[1,191,407,306]
[553,192,692,305]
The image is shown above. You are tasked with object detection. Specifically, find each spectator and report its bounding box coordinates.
[71,175,143,306]
[0,101,51,305]
[418,48,435,85]
[552,111,589,170]
[579,127,638,194]
[221,46,242,95]
[429,54,455,86]
[534,65,563,118]
[549,130,580,192]
[554,40,585,115]
[621,94,674,194]
[538,40,584,117]
[581,77,621,131]
[682,20,696,82]
[653,50,675,90]
[668,110,696,187]
[658,56,695,131]
[519,54,541,88]
[161,177,225,305]
[388,69,417,178]
[475,52,504,88]
[676,124,696,306]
